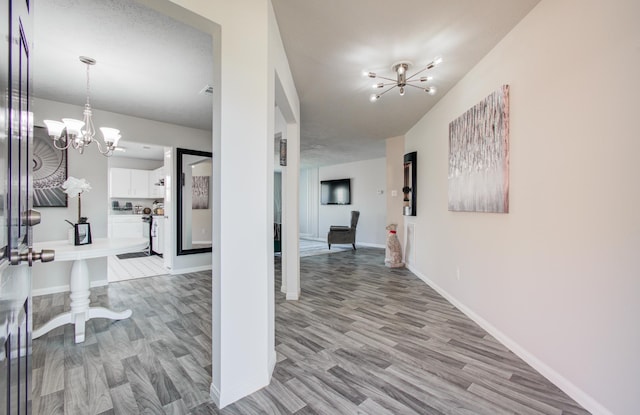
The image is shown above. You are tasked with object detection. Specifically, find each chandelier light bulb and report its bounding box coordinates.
[370,94,380,102]
[373,83,384,89]
[426,86,437,95]
[420,76,433,82]
[399,86,405,96]
[43,120,65,139]
[62,118,85,137]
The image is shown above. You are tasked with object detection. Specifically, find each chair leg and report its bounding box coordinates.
[328,244,331,250]
[352,243,356,250]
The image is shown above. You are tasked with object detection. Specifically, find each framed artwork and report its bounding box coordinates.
[448,85,510,213]
[33,126,67,207]
[192,176,210,209]
[74,223,92,245]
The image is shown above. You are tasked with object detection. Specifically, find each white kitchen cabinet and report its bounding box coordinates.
[109,215,147,238]
[109,168,150,198]
[149,166,165,199]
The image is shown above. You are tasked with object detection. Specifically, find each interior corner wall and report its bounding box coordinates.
[385,135,405,249]
[319,158,387,246]
[404,1,640,414]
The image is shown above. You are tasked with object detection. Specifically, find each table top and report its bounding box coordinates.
[33,238,148,262]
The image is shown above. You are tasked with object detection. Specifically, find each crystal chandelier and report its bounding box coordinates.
[365,57,442,102]
[44,56,121,157]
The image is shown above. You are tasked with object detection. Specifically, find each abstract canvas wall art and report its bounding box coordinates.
[192,175,210,209]
[448,85,510,213]
[33,126,68,207]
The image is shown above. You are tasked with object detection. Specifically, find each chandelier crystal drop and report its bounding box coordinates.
[365,56,442,102]
[44,56,121,157]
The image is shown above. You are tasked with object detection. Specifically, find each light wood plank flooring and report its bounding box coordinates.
[32,248,589,414]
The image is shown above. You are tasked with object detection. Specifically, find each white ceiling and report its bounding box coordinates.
[33,0,540,167]
[33,0,213,131]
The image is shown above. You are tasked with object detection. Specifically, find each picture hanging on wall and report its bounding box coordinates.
[192,175,210,209]
[448,85,510,213]
[33,126,68,207]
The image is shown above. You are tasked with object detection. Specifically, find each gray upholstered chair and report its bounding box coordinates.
[327,211,360,250]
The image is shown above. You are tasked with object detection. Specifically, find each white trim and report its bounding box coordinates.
[169,264,212,275]
[210,383,221,407]
[356,242,385,249]
[407,264,613,415]
[32,279,108,297]
[300,236,324,242]
[285,291,299,301]
[269,350,277,377]
[192,240,213,244]
[211,374,268,409]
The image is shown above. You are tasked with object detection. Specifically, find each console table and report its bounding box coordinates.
[32,237,148,343]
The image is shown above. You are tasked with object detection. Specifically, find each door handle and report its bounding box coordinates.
[22,209,41,226]
[9,248,55,266]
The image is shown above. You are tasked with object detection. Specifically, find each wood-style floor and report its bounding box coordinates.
[31,248,589,414]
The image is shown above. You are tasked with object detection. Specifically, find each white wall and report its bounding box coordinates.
[31,97,211,292]
[319,158,387,247]
[299,168,319,238]
[386,136,405,248]
[404,1,639,414]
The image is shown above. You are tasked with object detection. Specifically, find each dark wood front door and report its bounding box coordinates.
[1,0,34,413]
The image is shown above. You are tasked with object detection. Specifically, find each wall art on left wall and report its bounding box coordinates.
[33,126,68,207]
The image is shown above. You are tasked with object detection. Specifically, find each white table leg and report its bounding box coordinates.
[33,257,133,343]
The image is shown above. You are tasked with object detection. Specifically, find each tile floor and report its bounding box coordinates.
[107,253,168,282]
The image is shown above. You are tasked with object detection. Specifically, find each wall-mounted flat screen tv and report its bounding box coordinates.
[321,178,351,205]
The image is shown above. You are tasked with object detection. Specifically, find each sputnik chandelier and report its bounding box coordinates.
[44,56,121,157]
[365,56,442,102]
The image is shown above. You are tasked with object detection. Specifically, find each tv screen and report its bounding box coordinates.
[321,179,351,205]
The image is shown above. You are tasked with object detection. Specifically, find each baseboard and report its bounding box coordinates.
[209,382,221,408]
[210,373,269,409]
[285,291,299,301]
[169,265,212,275]
[356,242,385,249]
[269,349,277,377]
[32,279,108,297]
[407,264,613,415]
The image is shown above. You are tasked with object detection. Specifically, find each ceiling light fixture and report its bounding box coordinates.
[44,56,121,157]
[365,57,442,102]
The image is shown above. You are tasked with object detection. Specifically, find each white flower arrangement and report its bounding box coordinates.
[61,177,91,198]
[61,177,91,223]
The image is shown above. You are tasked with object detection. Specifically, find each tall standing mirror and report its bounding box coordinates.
[177,148,213,255]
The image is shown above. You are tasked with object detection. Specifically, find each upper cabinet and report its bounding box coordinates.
[149,166,165,198]
[110,168,150,198]
[110,167,165,199]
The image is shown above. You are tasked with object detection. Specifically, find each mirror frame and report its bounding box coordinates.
[403,151,417,216]
[176,147,213,256]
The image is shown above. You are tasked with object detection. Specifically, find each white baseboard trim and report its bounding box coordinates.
[407,264,613,415]
[193,240,212,244]
[356,242,385,249]
[269,349,277,378]
[210,373,268,409]
[32,279,108,297]
[169,265,212,275]
[209,382,221,408]
[285,291,299,301]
